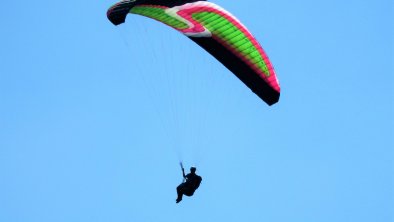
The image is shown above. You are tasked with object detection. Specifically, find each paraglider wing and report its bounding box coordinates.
[107,0,280,105]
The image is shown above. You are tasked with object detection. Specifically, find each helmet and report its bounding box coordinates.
[190,167,196,172]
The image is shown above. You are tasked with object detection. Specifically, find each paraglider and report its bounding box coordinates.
[106,0,280,204]
[176,163,202,203]
[107,0,280,105]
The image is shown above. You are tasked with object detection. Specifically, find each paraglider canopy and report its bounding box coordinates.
[107,0,280,105]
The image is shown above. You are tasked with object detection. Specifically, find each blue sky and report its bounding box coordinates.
[0,0,393,221]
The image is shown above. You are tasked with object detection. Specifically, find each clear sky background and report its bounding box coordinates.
[0,0,393,222]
